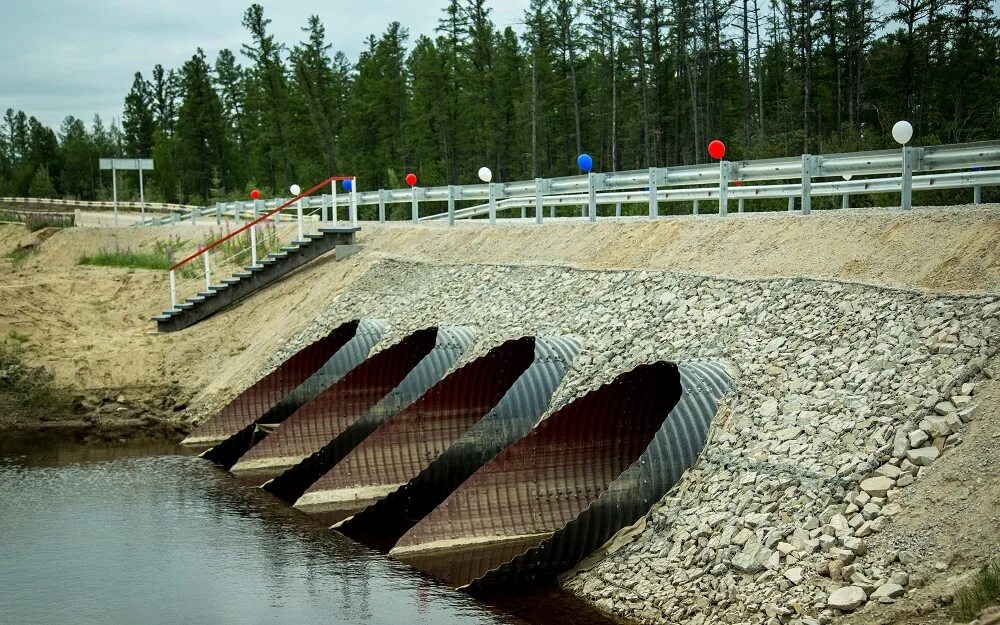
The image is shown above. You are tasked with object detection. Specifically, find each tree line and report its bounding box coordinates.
[1,0,997,205]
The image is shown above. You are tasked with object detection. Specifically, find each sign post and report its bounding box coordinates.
[99,158,154,226]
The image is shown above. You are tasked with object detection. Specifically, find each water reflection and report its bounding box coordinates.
[0,449,522,625]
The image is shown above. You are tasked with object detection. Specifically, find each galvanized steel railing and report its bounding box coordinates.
[159,140,997,228]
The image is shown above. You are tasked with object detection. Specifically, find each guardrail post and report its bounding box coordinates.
[274,200,281,224]
[234,201,242,224]
[296,198,304,241]
[693,199,700,215]
[203,252,211,290]
[411,187,420,224]
[378,190,386,223]
[842,193,849,209]
[169,270,176,309]
[738,198,745,213]
[615,202,622,217]
[788,197,795,211]
[901,145,914,210]
[488,183,497,225]
[588,173,598,223]
[191,208,199,226]
[171,212,179,225]
[255,199,263,221]
[349,178,358,226]
[534,179,545,224]
[331,181,338,223]
[719,161,730,216]
[974,185,982,205]
[250,224,258,267]
[447,185,457,227]
[801,154,812,215]
[648,167,659,218]
[215,203,222,224]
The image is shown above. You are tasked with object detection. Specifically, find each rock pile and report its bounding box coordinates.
[277,259,998,625]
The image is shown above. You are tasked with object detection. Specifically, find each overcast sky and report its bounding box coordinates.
[0,0,530,131]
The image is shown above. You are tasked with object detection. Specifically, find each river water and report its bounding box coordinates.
[0,442,617,625]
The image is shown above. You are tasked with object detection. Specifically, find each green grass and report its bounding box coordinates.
[4,245,38,266]
[79,249,173,271]
[0,338,73,418]
[0,211,73,231]
[78,236,196,277]
[951,559,1000,621]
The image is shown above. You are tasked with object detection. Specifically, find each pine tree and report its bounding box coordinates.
[122,72,156,156]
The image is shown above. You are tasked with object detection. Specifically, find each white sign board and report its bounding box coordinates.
[99,158,154,171]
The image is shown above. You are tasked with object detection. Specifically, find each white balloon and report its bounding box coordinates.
[290,184,301,196]
[892,120,913,145]
[842,174,853,181]
[478,166,493,183]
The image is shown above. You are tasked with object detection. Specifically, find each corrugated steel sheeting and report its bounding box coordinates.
[197,319,384,468]
[338,336,580,551]
[182,319,364,445]
[293,336,577,524]
[390,360,732,589]
[248,326,476,501]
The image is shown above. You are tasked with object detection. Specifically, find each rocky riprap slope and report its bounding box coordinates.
[274,259,998,625]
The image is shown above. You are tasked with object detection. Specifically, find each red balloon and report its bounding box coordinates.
[405,173,417,187]
[708,140,726,160]
[250,189,261,200]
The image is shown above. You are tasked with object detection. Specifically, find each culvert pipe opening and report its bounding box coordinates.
[292,336,555,525]
[338,336,580,552]
[389,361,682,588]
[193,319,384,468]
[241,326,476,498]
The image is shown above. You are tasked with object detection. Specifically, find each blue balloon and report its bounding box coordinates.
[577,153,593,172]
[342,179,353,191]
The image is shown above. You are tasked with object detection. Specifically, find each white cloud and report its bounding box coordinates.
[0,0,528,129]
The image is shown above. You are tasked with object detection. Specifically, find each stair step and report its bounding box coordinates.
[268,251,288,259]
[233,271,253,278]
[244,265,265,273]
[177,303,195,310]
[221,278,241,285]
[260,258,277,266]
[197,290,218,298]
[318,226,361,234]
[280,245,301,253]
[305,233,325,240]
[186,296,206,303]
[292,240,311,246]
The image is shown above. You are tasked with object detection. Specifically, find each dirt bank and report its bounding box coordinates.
[0,204,996,439]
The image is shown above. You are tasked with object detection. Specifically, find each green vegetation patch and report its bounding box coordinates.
[0,336,73,420]
[951,559,1000,621]
[0,211,73,231]
[78,235,196,276]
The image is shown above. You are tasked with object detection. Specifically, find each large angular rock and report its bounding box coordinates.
[871,583,905,601]
[860,476,894,497]
[906,447,941,466]
[827,586,868,611]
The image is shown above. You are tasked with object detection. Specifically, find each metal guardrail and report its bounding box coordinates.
[0,197,198,214]
[160,139,998,228]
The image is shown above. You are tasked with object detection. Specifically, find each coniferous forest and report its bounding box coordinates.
[1,0,998,205]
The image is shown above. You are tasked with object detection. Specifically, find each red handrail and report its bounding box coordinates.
[169,175,354,271]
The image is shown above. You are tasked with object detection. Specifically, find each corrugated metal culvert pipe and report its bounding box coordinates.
[389,360,732,589]
[234,326,476,493]
[191,319,384,468]
[291,336,580,526]
[338,336,582,551]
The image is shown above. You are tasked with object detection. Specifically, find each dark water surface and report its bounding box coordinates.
[0,441,616,625]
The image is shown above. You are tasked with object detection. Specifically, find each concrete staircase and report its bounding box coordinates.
[153,227,360,333]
